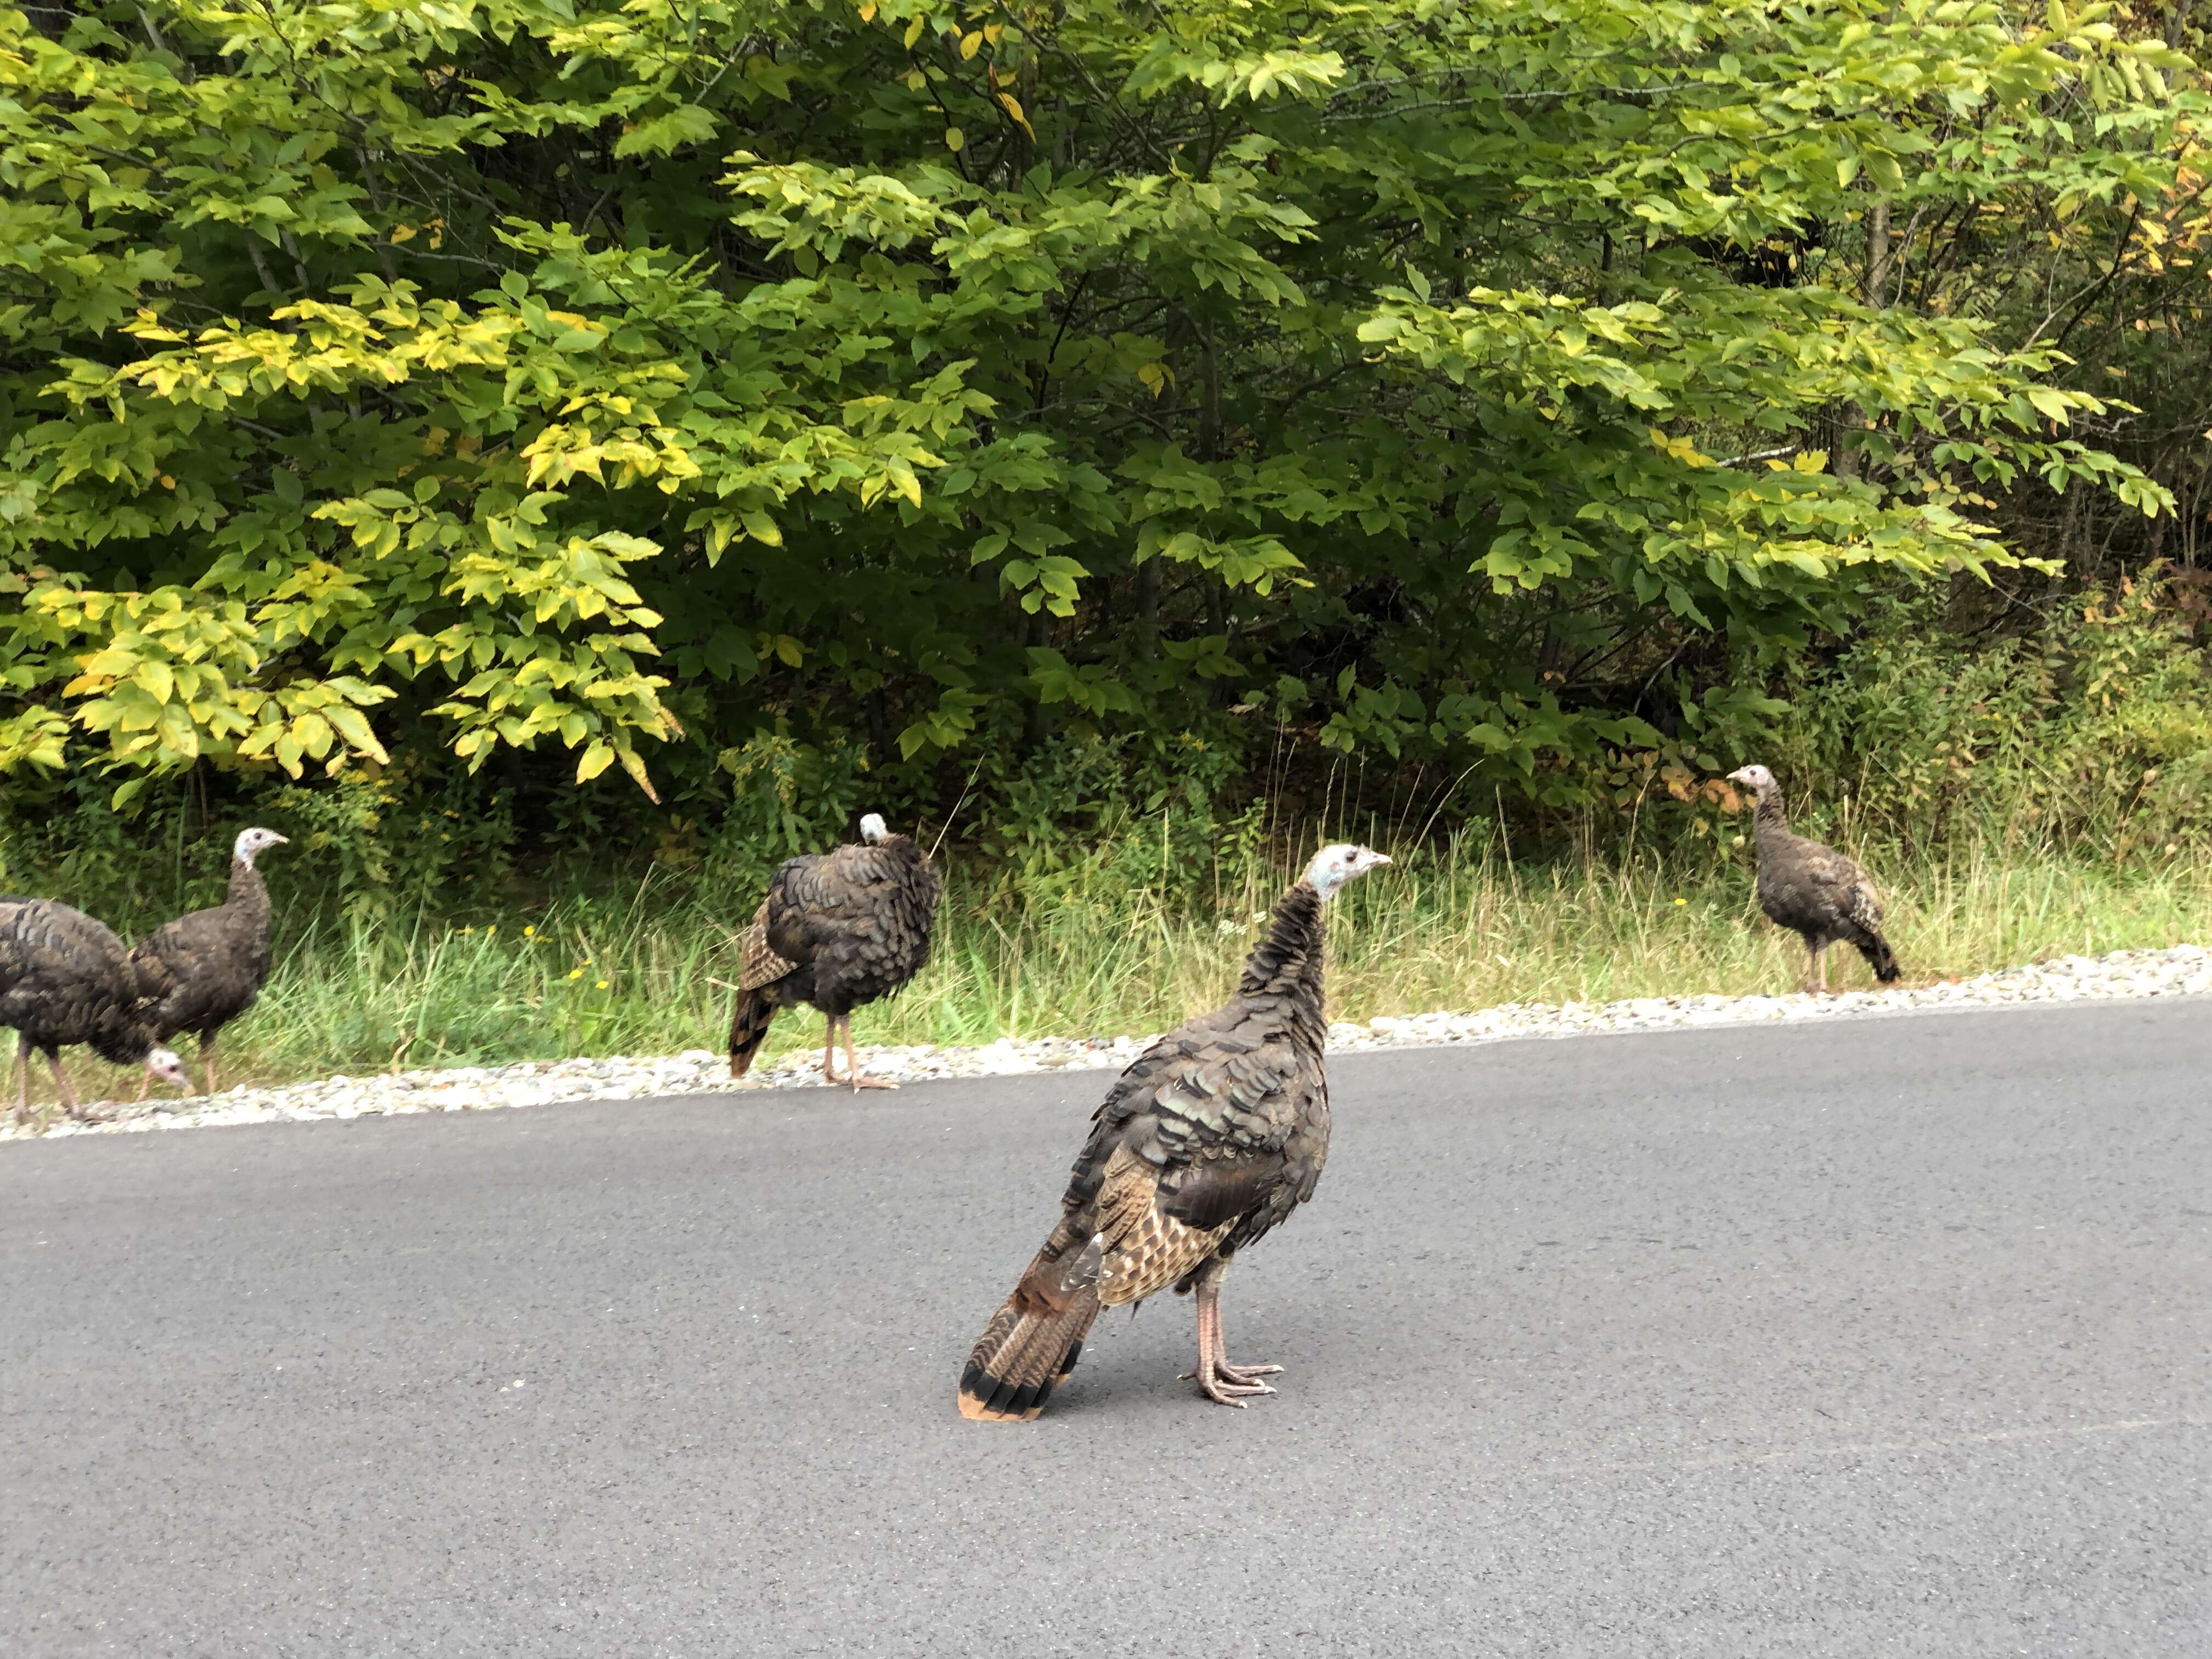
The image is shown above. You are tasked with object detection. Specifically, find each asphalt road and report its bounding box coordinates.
[4,1000,2208,1657]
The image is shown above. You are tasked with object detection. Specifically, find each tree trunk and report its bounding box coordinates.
[1835,197,1890,485]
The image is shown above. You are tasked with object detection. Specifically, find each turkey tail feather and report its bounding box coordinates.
[729,911,795,1076]
[1857,930,1900,983]
[957,1288,1099,1423]
[727,986,777,1078]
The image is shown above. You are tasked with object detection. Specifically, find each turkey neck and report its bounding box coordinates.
[1750,787,1792,841]
[1237,882,1329,1030]
[227,856,272,932]
[89,1006,163,1067]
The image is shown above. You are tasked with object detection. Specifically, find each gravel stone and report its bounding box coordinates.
[6,943,2208,1142]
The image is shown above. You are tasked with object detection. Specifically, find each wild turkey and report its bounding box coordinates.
[726,813,943,1091]
[1727,764,1900,993]
[1,898,189,1123]
[131,827,290,1096]
[958,842,1390,1420]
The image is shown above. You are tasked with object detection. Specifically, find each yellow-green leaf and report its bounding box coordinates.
[618,743,661,803]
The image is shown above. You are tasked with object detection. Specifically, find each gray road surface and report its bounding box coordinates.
[4,1000,2209,1656]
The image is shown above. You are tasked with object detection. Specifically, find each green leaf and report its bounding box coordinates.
[614,105,720,159]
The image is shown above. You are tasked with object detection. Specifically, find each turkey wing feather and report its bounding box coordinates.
[0,899,151,1052]
[1053,993,1322,1295]
[134,908,262,1033]
[762,841,939,1013]
[1760,832,1883,939]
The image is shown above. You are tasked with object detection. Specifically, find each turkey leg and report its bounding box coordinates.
[833,1017,897,1092]
[199,1034,219,1096]
[12,1035,29,1125]
[1805,939,1830,995]
[42,1051,108,1122]
[1183,1274,1282,1407]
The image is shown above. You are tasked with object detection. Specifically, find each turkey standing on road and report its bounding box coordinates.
[131,827,290,1096]
[1,899,189,1123]
[1728,765,1900,994]
[726,813,942,1091]
[958,842,1391,1420]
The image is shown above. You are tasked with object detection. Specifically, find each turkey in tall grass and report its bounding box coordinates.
[2,898,189,1124]
[726,814,942,1090]
[131,827,290,1096]
[1728,765,1900,993]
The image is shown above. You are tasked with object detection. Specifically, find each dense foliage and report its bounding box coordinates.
[1,0,2205,881]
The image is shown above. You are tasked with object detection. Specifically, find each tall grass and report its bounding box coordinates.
[20,822,2211,1102]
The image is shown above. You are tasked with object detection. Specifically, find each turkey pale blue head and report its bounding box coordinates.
[1726,764,1776,795]
[1304,843,1390,900]
[859,813,889,844]
[233,827,289,866]
[144,1043,189,1090]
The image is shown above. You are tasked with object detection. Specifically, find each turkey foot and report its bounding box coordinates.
[1183,1354,1281,1403]
[826,1018,898,1092]
[1185,1278,1279,1407]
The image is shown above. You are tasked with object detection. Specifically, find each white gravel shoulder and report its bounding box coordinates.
[7,943,2208,1143]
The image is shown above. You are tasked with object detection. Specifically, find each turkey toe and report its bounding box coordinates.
[1194,1365,1272,1405]
[1217,1359,1284,1384]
